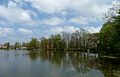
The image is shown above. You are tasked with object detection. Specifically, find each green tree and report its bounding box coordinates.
[52,34,62,51]
[4,42,10,49]
[27,38,40,50]
[40,37,49,50]
[100,2,120,55]
[14,42,21,49]
[99,22,114,51]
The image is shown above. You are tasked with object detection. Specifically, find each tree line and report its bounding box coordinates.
[27,30,98,51]
[0,30,98,52]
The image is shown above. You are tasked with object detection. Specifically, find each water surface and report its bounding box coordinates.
[0,50,119,77]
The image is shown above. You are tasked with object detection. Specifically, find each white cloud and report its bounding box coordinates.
[50,27,64,34]
[91,4,111,17]
[20,0,113,28]
[8,1,17,7]
[0,0,114,27]
[69,0,113,18]
[23,0,113,17]
[50,25,101,34]
[64,26,79,33]
[85,26,102,33]
[69,16,99,25]
[17,28,33,34]
[0,1,35,26]
[24,0,69,13]
[50,26,79,34]
[0,27,14,36]
[42,17,64,26]
[61,11,68,16]
[0,21,6,25]
[69,16,89,25]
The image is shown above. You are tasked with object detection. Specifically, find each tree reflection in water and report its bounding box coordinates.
[99,57,120,77]
[28,51,40,61]
[27,51,120,77]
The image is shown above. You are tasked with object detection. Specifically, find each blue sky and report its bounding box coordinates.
[0,0,115,44]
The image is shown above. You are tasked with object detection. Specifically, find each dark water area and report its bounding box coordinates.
[0,50,119,77]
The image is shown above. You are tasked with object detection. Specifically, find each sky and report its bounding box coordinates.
[0,0,116,44]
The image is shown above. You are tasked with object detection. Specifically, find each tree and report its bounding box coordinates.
[99,22,114,51]
[14,42,21,49]
[52,34,62,51]
[4,42,10,49]
[36,28,99,52]
[100,1,120,55]
[27,38,40,50]
[40,37,49,50]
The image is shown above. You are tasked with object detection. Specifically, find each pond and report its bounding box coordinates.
[0,50,119,77]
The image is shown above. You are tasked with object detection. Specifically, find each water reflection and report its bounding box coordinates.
[38,51,100,74]
[0,50,119,77]
[99,57,120,77]
[28,51,40,61]
[27,51,120,77]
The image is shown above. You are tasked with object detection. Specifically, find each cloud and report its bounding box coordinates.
[0,21,6,25]
[0,27,14,36]
[0,0,113,27]
[17,28,33,34]
[85,26,102,33]
[24,0,69,13]
[50,27,64,34]
[42,17,64,26]
[50,26,79,34]
[23,0,113,17]
[69,16,99,25]
[90,4,112,18]
[0,1,36,26]
[8,1,17,7]
[64,26,79,33]
[20,0,113,27]
[50,25,101,34]
[69,16,90,25]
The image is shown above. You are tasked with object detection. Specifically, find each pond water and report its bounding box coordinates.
[0,50,119,77]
